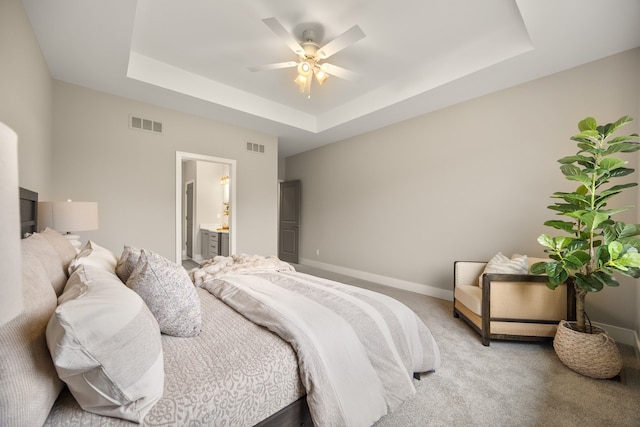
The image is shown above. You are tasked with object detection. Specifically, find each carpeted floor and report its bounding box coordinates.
[293,264,640,427]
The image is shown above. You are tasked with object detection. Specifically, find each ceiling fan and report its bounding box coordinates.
[248,17,365,98]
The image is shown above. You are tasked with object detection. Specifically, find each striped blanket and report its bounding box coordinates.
[197,259,440,427]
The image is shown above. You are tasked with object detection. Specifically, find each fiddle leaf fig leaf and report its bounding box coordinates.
[593,271,619,288]
[577,211,610,230]
[575,273,603,292]
[530,262,548,275]
[543,220,575,233]
[600,157,626,171]
[537,234,555,249]
[560,165,591,186]
[607,115,633,135]
[573,250,590,264]
[547,265,568,286]
[603,142,640,154]
[578,117,598,132]
[563,254,585,270]
[608,241,623,260]
[616,251,640,268]
[558,155,594,166]
[599,183,637,196]
[622,266,640,279]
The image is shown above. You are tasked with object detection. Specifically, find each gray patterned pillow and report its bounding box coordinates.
[126,250,202,337]
[116,245,141,283]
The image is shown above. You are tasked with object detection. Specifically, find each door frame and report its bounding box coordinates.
[184,180,195,259]
[175,151,236,264]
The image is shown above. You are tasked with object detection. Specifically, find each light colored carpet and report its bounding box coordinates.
[293,264,640,427]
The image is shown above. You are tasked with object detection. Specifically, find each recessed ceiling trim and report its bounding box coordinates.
[316,29,534,133]
[127,51,318,132]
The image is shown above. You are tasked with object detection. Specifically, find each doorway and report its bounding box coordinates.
[175,151,236,264]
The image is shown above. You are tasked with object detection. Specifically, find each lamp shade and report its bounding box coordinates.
[0,121,23,325]
[38,201,99,233]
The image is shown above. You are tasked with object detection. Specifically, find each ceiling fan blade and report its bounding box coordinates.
[262,17,305,57]
[317,25,365,59]
[321,63,358,80]
[248,61,297,72]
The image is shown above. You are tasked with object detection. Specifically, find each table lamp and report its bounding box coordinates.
[38,200,99,249]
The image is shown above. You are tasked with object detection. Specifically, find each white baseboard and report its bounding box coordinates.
[593,322,638,347]
[298,258,454,301]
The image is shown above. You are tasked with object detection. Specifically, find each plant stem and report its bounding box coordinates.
[575,286,587,332]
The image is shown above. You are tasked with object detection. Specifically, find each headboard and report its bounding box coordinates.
[19,187,38,238]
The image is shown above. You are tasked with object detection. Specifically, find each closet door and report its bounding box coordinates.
[278,180,300,263]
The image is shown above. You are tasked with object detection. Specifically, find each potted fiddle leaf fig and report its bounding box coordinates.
[531,115,640,379]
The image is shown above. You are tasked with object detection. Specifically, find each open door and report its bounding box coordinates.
[278,180,300,263]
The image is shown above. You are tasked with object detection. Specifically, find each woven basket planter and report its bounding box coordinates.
[553,320,622,379]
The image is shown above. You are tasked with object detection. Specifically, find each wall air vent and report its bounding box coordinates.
[246,142,265,154]
[130,115,163,134]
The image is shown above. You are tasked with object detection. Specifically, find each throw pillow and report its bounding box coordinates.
[115,245,141,283]
[126,249,202,337]
[39,227,78,272]
[20,233,68,296]
[0,251,64,426]
[479,253,528,288]
[46,265,164,423]
[68,240,118,275]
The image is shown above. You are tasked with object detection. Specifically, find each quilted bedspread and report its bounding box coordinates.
[199,260,441,427]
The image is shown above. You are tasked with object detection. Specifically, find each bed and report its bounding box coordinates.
[1,188,441,427]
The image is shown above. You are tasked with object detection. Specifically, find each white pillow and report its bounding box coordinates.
[126,249,202,337]
[478,253,528,288]
[67,240,118,275]
[46,265,164,423]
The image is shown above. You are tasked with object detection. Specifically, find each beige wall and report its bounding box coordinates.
[286,48,640,331]
[0,0,53,197]
[52,81,279,261]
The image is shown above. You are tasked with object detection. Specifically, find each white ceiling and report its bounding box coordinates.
[22,0,640,157]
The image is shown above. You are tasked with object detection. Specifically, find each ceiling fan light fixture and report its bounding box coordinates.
[297,61,312,76]
[294,74,308,87]
[314,68,329,85]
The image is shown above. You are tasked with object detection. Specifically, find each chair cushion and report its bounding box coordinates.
[454,285,482,316]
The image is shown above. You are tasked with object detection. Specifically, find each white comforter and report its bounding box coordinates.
[194,255,441,427]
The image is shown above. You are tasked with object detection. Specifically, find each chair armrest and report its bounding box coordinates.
[454,261,487,287]
[482,273,574,321]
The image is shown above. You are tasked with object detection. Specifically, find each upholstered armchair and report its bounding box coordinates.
[453,258,576,346]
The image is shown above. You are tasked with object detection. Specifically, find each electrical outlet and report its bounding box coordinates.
[316,249,320,256]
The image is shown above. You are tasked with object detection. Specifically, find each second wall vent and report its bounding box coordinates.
[130,115,163,134]
[246,142,265,154]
